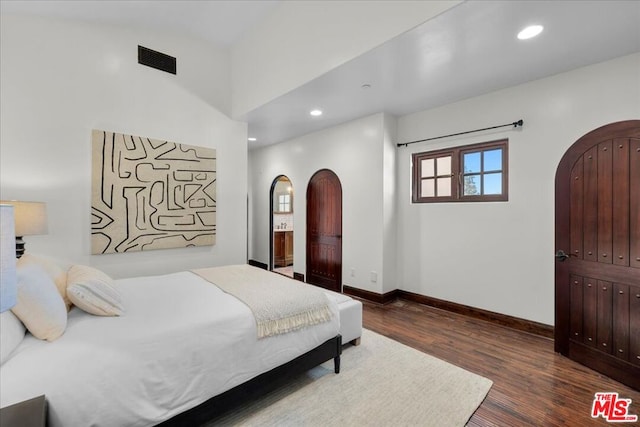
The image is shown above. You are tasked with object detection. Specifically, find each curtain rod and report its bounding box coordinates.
[397,119,524,148]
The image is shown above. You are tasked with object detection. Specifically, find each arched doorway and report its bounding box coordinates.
[270,175,294,277]
[306,169,342,292]
[554,120,640,390]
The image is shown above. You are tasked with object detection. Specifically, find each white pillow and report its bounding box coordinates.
[11,264,67,341]
[17,253,71,310]
[0,310,26,364]
[66,265,124,316]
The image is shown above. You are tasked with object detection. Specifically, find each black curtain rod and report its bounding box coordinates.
[397,119,524,148]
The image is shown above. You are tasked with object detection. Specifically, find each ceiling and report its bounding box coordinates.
[2,1,639,149]
[0,0,280,47]
[245,0,640,148]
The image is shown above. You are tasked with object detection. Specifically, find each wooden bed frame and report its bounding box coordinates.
[158,335,342,426]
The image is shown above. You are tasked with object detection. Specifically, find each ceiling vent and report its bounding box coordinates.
[138,45,176,75]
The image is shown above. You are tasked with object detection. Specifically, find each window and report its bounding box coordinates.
[278,194,291,212]
[412,139,508,203]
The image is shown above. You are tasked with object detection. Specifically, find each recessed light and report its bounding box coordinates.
[310,109,323,117]
[517,25,543,40]
[248,137,257,142]
[361,83,371,89]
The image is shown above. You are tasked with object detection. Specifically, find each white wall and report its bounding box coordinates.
[250,53,639,325]
[382,114,398,293]
[396,53,640,325]
[249,113,388,293]
[0,14,248,278]
[231,0,460,117]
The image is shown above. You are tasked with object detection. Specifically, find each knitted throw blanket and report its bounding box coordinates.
[192,265,333,339]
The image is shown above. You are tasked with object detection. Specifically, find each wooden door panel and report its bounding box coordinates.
[570,158,584,259]
[555,120,640,390]
[285,231,293,266]
[613,139,630,266]
[583,279,597,348]
[613,282,630,362]
[570,275,583,341]
[308,243,338,281]
[631,284,640,366]
[631,139,640,269]
[596,280,613,354]
[274,232,285,267]
[583,145,599,262]
[597,141,613,264]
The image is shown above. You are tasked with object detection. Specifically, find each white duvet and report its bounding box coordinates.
[0,270,340,427]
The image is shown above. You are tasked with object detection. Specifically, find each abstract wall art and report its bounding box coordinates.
[91,130,216,254]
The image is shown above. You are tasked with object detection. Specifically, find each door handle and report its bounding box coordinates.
[555,249,576,262]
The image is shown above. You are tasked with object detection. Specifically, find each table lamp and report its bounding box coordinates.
[0,200,48,258]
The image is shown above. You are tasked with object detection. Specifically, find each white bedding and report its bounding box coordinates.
[0,269,340,427]
[193,265,333,338]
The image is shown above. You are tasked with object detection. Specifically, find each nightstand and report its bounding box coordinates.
[0,395,47,427]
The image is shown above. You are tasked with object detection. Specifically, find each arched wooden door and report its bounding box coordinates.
[306,169,342,292]
[555,120,640,390]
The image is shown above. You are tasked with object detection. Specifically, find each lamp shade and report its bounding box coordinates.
[0,200,48,236]
[0,204,18,312]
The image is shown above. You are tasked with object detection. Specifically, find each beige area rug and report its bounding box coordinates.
[208,329,493,426]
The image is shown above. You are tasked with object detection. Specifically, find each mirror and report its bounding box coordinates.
[271,176,294,277]
[272,177,293,213]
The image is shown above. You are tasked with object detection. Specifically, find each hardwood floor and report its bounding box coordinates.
[361,298,640,426]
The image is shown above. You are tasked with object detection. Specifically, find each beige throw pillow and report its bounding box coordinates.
[12,264,68,341]
[17,253,71,310]
[66,265,124,316]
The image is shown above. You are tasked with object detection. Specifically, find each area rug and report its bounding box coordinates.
[207,329,492,426]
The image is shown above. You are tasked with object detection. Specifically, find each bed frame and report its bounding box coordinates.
[158,334,342,426]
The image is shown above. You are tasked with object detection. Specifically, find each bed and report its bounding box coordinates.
[0,262,361,426]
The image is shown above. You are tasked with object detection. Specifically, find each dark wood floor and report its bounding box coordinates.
[361,298,640,426]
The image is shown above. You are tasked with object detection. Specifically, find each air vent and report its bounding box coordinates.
[138,45,176,75]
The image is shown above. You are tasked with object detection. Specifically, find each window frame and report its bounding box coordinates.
[412,139,508,203]
[277,193,291,212]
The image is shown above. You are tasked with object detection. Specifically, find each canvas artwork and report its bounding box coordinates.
[91,129,216,254]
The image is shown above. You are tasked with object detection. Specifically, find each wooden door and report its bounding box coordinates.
[555,120,640,390]
[285,231,294,266]
[273,232,285,267]
[306,169,342,292]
